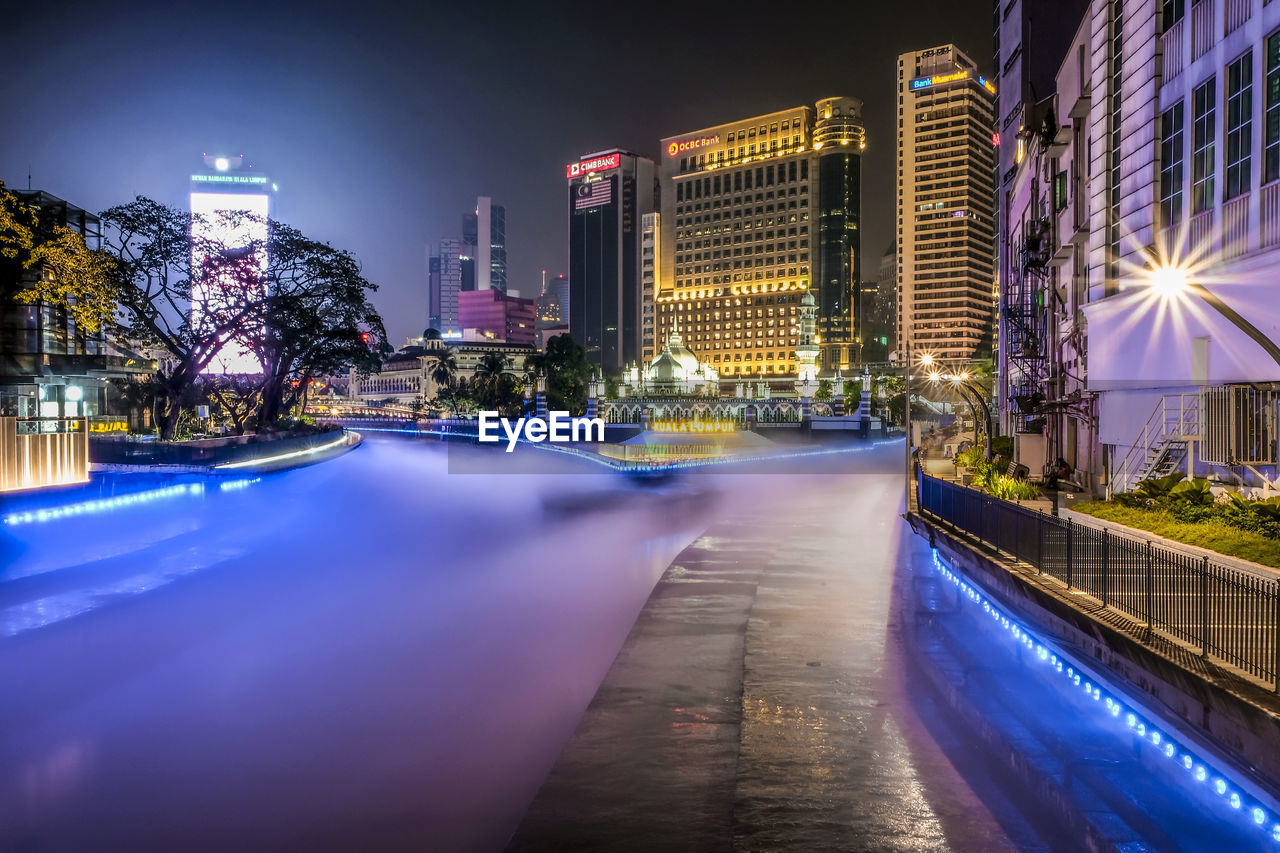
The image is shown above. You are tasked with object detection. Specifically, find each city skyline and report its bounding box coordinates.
[0,0,991,346]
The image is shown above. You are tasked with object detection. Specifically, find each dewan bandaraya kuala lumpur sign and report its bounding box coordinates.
[566,153,622,178]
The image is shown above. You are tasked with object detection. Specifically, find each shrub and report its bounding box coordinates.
[989,474,1041,501]
[1135,473,1183,502]
[1169,477,1213,505]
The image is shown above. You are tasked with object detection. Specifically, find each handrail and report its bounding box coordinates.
[1113,393,1201,494]
[916,469,1280,691]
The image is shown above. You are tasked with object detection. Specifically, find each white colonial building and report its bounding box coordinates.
[1000,0,1280,496]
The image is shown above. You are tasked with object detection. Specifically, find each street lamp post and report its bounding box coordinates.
[1148,264,1280,369]
[926,367,993,463]
[905,339,914,508]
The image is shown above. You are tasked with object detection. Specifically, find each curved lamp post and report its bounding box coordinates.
[927,368,993,463]
[1148,264,1280,369]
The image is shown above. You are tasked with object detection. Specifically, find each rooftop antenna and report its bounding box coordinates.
[27,165,32,190]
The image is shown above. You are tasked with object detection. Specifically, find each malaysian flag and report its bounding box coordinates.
[574,179,612,211]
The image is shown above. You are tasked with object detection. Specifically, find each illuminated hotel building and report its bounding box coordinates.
[895,45,997,364]
[189,153,275,374]
[566,149,655,375]
[656,98,864,381]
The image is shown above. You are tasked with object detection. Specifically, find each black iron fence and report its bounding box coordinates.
[916,470,1280,691]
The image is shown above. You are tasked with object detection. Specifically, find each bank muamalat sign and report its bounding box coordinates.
[910,69,969,90]
[478,411,605,452]
[566,153,622,178]
[666,135,720,157]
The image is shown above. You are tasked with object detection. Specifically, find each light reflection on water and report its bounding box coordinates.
[0,435,739,851]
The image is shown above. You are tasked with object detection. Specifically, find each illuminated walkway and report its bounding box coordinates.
[513,455,1280,851]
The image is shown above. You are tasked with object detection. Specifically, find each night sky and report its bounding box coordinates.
[2,1,991,347]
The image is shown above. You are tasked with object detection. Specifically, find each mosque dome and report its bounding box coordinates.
[664,330,702,376]
[649,350,683,382]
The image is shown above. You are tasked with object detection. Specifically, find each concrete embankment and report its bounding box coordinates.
[509,464,1024,852]
[907,511,1280,802]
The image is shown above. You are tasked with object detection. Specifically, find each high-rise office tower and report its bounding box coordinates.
[640,212,660,362]
[427,238,464,335]
[189,153,275,373]
[656,99,864,379]
[466,196,507,293]
[896,45,997,364]
[566,150,656,374]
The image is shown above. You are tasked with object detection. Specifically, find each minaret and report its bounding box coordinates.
[795,290,819,397]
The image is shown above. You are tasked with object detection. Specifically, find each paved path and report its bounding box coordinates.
[509,464,1025,851]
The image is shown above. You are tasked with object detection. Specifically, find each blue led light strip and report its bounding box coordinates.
[930,550,1280,844]
[2,478,261,526]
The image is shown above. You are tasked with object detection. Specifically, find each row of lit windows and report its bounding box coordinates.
[676,186,805,214]
[677,159,810,198]
[675,200,808,229]
[727,117,804,141]
[677,230,804,251]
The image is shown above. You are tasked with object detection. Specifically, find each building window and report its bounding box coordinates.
[1160,102,1184,226]
[1225,53,1253,200]
[1161,0,1184,31]
[1266,32,1280,183]
[1053,171,1069,211]
[1192,77,1216,213]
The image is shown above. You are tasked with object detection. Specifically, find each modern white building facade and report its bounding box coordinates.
[999,0,1280,495]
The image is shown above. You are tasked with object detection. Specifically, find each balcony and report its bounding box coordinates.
[1262,182,1280,249]
[1222,194,1249,260]
[1161,17,1185,83]
[1192,0,1216,60]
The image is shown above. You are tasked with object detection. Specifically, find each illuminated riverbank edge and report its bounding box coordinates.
[928,547,1280,844]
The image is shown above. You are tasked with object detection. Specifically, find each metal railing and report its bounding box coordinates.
[1202,384,1279,466]
[1112,393,1201,494]
[916,470,1280,691]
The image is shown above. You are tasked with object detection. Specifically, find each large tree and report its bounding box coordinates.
[471,351,524,416]
[249,221,387,428]
[90,198,266,438]
[2,182,119,336]
[523,334,594,415]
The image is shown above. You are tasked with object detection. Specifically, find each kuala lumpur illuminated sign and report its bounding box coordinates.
[650,420,736,433]
[666,135,721,157]
[566,153,622,178]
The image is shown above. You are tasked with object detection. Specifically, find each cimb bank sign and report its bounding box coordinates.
[478,411,605,452]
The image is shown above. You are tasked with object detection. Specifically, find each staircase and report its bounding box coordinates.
[1111,394,1201,494]
[1134,438,1190,482]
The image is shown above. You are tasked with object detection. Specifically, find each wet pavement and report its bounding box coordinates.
[512,459,1035,852]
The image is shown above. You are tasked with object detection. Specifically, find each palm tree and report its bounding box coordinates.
[472,351,511,411]
[474,351,508,383]
[430,352,458,390]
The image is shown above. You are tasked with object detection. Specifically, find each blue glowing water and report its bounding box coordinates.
[0,435,1274,851]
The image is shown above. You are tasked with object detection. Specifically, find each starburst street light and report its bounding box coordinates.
[924,366,993,462]
[1142,261,1280,368]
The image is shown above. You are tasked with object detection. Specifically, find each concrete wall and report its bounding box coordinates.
[908,512,1280,800]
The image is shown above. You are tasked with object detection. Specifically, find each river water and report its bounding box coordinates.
[0,435,1273,851]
